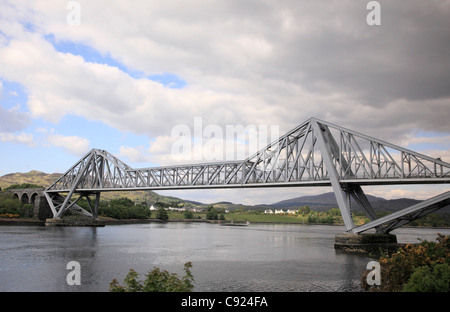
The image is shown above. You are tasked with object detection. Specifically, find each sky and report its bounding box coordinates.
[0,0,449,205]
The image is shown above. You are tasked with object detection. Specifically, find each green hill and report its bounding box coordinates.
[0,170,61,189]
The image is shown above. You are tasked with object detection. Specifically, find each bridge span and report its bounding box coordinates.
[44,118,450,234]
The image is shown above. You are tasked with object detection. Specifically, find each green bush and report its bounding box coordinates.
[98,197,151,219]
[183,210,194,219]
[403,263,450,292]
[363,234,450,292]
[205,206,219,220]
[156,208,169,220]
[109,262,194,292]
[0,193,28,217]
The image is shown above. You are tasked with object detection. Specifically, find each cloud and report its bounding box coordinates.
[0,132,35,146]
[0,1,449,202]
[118,145,153,164]
[0,106,31,133]
[1,1,449,146]
[46,133,90,156]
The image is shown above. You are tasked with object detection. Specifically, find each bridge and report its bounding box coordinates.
[8,188,53,219]
[44,117,450,234]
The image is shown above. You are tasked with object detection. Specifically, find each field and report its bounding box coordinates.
[166,210,354,225]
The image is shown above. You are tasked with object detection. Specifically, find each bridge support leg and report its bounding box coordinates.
[94,193,100,218]
[312,120,355,231]
[85,193,100,218]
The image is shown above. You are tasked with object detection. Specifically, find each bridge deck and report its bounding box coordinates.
[44,177,450,193]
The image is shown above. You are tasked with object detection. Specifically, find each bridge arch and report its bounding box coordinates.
[30,192,39,205]
[6,188,51,220]
[20,193,29,205]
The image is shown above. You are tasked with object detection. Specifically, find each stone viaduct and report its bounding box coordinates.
[8,188,52,220]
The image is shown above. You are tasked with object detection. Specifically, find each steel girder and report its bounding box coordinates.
[45,118,450,232]
[351,191,450,234]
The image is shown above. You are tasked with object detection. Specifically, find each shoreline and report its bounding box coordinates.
[0,217,449,230]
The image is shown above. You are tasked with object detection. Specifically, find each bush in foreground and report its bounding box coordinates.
[362,233,449,292]
[109,262,194,292]
[402,263,450,292]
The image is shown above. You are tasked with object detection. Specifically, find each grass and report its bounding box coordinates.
[166,211,341,224]
[166,210,374,226]
[225,213,306,224]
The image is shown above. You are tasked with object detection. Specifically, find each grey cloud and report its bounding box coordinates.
[0,106,30,132]
[258,1,450,105]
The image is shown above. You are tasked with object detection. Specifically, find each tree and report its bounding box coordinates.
[156,208,169,220]
[297,205,310,215]
[183,210,194,219]
[206,209,218,220]
[328,208,341,216]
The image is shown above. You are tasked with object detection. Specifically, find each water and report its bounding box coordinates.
[0,223,448,292]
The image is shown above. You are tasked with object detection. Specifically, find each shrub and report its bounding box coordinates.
[183,210,194,219]
[156,208,169,220]
[0,213,20,218]
[98,198,151,220]
[362,233,450,292]
[403,263,450,292]
[109,262,194,292]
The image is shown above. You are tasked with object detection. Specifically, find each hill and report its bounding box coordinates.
[0,170,61,189]
[263,192,449,214]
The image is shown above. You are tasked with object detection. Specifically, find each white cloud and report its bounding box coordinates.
[118,145,152,164]
[0,132,35,146]
[46,133,90,156]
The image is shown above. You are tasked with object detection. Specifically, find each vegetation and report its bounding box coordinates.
[0,170,60,190]
[109,262,194,292]
[183,209,194,219]
[223,206,361,225]
[402,263,450,292]
[94,197,151,220]
[0,193,33,218]
[205,205,226,220]
[155,207,169,220]
[5,183,43,190]
[363,234,450,292]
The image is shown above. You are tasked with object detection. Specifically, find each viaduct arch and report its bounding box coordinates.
[8,188,52,220]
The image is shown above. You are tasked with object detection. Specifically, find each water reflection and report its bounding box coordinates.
[0,223,448,292]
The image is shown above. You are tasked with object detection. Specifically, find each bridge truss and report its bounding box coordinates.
[45,118,450,233]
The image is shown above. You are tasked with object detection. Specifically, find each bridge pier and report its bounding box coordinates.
[334,233,399,254]
[45,217,105,227]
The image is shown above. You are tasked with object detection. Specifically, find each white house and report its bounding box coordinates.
[264,209,273,214]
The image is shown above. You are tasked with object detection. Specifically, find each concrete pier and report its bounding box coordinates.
[334,233,399,254]
[45,217,105,227]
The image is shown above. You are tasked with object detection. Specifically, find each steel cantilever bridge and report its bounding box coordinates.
[45,118,450,234]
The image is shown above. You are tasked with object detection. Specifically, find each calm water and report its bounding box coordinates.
[0,222,448,292]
